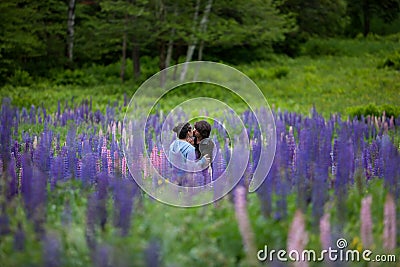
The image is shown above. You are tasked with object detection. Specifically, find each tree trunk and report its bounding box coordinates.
[165,7,178,69]
[362,0,371,37]
[67,0,76,62]
[180,0,201,81]
[165,32,175,69]
[132,36,141,79]
[194,0,212,80]
[120,31,127,82]
[159,41,167,87]
[197,0,212,60]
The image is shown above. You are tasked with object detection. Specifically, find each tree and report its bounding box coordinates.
[347,0,400,36]
[275,0,349,37]
[67,0,76,63]
[99,0,149,82]
[0,0,67,81]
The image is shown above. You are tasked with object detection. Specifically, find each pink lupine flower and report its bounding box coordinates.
[287,210,309,267]
[107,149,112,175]
[112,122,116,139]
[121,157,127,178]
[114,151,119,174]
[233,185,257,266]
[383,193,396,251]
[360,195,373,249]
[319,212,331,250]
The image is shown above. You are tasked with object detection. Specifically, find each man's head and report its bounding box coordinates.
[194,120,211,139]
[173,122,192,139]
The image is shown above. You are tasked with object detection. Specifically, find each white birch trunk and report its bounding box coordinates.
[165,7,178,69]
[180,0,201,81]
[194,0,213,80]
[67,0,76,62]
[120,31,127,82]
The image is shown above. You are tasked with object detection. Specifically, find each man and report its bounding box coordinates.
[193,120,214,185]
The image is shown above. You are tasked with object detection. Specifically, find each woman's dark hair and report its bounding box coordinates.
[194,120,211,138]
[173,122,191,139]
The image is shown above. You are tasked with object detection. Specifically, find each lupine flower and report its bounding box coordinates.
[383,193,396,251]
[319,212,331,250]
[112,178,137,236]
[1,98,13,167]
[145,238,161,267]
[7,157,17,199]
[86,193,97,250]
[93,244,111,267]
[96,172,109,230]
[360,195,373,249]
[287,210,309,267]
[233,185,257,265]
[13,222,25,251]
[43,232,61,267]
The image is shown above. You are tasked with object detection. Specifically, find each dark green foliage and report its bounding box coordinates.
[301,39,342,57]
[347,104,400,119]
[7,70,34,87]
[379,51,400,71]
[54,70,96,86]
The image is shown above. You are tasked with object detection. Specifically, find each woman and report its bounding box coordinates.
[169,122,209,186]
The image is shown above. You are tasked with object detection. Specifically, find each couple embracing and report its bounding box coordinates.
[169,120,214,186]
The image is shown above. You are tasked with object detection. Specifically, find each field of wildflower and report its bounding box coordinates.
[0,95,399,266]
[1,38,400,267]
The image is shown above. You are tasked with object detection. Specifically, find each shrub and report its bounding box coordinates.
[379,51,400,71]
[7,69,33,87]
[301,39,341,57]
[347,104,400,119]
[55,69,96,86]
[246,66,289,80]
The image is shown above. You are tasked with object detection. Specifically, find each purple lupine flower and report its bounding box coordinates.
[112,178,137,236]
[256,156,274,218]
[30,104,36,124]
[312,125,331,226]
[335,133,354,191]
[106,149,112,175]
[145,239,161,267]
[43,232,62,267]
[96,172,109,230]
[7,157,17,199]
[86,193,97,250]
[66,124,77,178]
[76,158,82,179]
[61,200,72,227]
[295,128,311,211]
[31,167,47,236]
[101,144,108,174]
[13,222,25,251]
[93,244,111,267]
[50,155,63,189]
[0,204,10,236]
[61,147,71,180]
[381,135,398,193]
[1,98,13,168]
[21,154,33,217]
[362,146,373,180]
